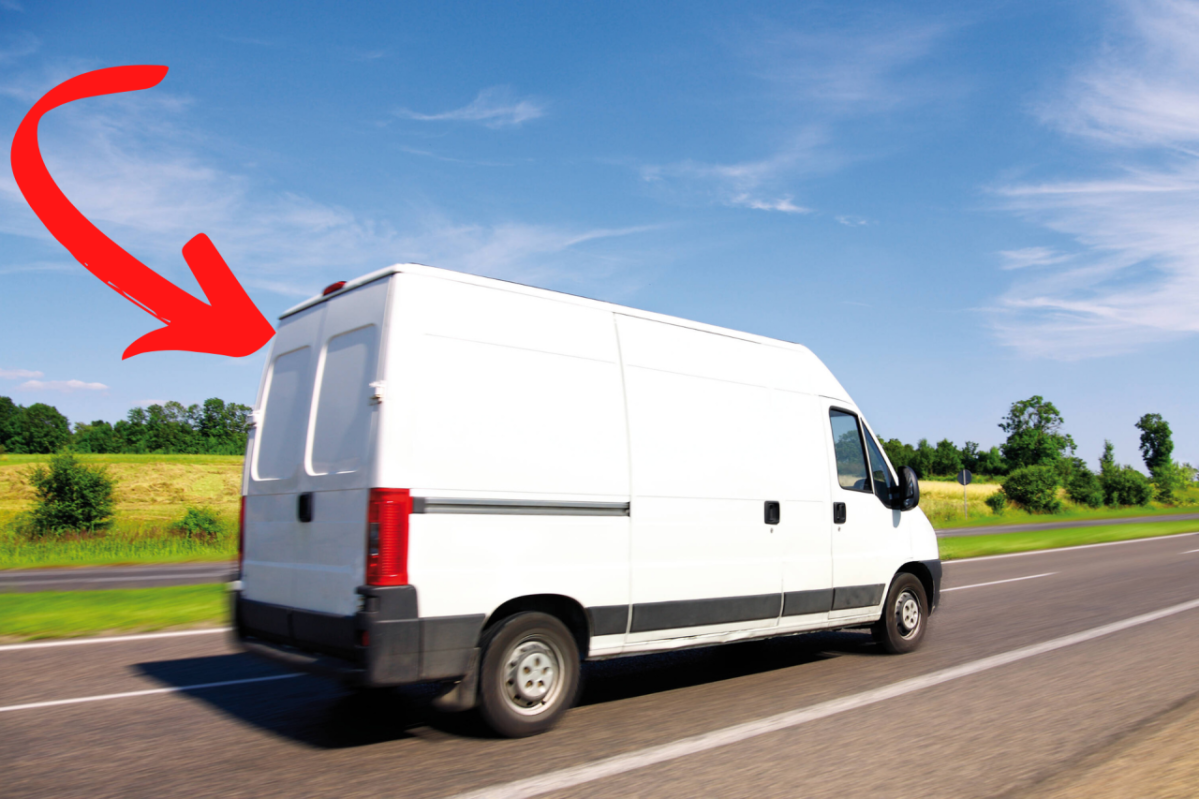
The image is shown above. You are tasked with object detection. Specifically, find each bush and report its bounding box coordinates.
[172,506,226,541]
[1101,466,1153,507]
[1066,468,1104,508]
[25,452,116,536]
[1002,465,1062,513]
[984,491,1008,515]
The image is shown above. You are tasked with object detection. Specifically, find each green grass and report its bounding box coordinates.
[938,519,1199,560]
[0,584,228,641]
[0,530,236,569]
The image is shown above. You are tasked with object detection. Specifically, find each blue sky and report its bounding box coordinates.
[1,0,1197,470]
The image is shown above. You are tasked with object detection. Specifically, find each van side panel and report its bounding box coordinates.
[618,315,789,641]
[380,276,631,625]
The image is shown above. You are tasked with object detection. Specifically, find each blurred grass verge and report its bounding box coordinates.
[0,584,227,641]
[939,520,1199,560]
[0,454,240,568]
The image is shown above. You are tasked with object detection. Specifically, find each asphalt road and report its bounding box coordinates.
[0,562,235,592]
[935,511,1199,537]
[4,533,1199,798]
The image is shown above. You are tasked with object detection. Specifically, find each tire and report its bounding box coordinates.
[871,572,928,654]
[477,611,580,738]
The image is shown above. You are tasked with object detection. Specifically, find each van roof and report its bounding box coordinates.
[279,263,824,360]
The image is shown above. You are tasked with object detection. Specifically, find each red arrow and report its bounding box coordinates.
[9,65,275,359]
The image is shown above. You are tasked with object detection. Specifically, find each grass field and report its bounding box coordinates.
[0,584,227,641]
[0,454,241,568]
[937,519,1199,560]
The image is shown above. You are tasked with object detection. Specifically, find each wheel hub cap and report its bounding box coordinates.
[506,640,559,709]
[896,591,921,638]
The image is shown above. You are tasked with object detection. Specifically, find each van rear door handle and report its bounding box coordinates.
[833,502,846,524]
[298,492,313,523]
[764,501,780,525]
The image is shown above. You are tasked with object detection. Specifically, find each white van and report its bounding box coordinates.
[234,264,940,737]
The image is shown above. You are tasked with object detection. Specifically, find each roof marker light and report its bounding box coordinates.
[322,281,346,296]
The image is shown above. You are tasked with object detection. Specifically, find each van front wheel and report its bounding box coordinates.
[477,611,580,738]
[871,573,928,654]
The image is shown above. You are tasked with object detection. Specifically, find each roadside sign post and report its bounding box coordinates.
[957,469,973,519]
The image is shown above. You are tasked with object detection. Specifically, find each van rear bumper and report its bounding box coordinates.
[233,585,485,688]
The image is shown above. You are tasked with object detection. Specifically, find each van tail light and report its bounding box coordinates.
[322,280,346,296]
[237,496,246,580]
[366,488,411,586]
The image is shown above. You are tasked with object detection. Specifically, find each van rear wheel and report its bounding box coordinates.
[477,612,580,738]
[871,573,928,654]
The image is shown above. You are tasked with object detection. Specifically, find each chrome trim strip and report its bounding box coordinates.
[411,498,630,516]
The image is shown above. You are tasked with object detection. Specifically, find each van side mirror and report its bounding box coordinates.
[892,466,920,511]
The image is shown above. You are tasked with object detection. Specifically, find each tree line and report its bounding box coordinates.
[0,397,252,455]
[882,395,1195,511]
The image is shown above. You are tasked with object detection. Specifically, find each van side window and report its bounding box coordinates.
[829,409,871,492]
[863,427,896,505]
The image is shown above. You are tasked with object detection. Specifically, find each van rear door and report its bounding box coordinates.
[242,277,390,617]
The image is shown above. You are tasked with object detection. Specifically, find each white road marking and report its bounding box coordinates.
[945,530,1199,564]
[0,673,301,713]
[0,628,230,653]
[942,573,1056,593]
[1183,549,1199,554]
[447,596,1199,799]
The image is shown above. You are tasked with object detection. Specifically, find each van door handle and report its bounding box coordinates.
[298,492,314,523]
[764,501,780,525]
[833,502,847,524]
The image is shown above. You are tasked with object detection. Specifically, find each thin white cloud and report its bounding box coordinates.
[0,73,657,301]
[0,1,25,12]
[998,247,1075,270]
[731,194,811,214]
[993,0,1199,359]
[835,215,871,227]
[395,87,545,128]
[18,379,109,393]
[641,16,951,214]
[0,368,43,379]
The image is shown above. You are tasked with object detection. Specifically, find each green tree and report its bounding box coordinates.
[1099,440,1116,475]
[72,420,120,454]
[195,398,251,454]
[910,438,936,479]
[0,396,19,450]
[25,451,116,536]
[6,403,71,454]
[1136,413,1174,474]
[931,439,963,476]
[975,446,1008,476]
[1065,464,1103,508]
[1135,413,1181,502]
[999,395,1076,469]
[1101,466,1153,507]
[1002,465,1062,513]
[882,439,916,472]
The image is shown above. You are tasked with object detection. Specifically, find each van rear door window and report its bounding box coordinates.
[256,347,312,480]
[309,325,378,475]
